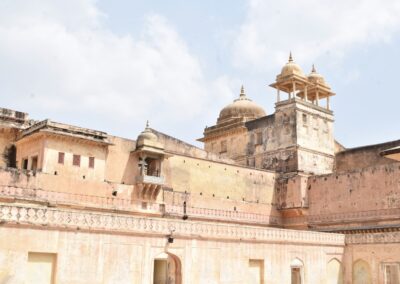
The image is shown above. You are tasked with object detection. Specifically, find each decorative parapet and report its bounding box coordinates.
[0,203,345,246]
[165,204,281,226]
[0,186,161,213]
[308,208,400,224]
[0,186,277,225]
[346,231,400,244]
[0,108,28,124]
[284,207,400,226]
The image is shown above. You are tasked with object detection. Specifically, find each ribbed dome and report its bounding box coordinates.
[136,121,158,147]
[308,64,328,86]
[217,86,266,124]
[280,53,305,78]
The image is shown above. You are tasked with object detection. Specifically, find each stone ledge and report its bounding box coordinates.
[346,231,400,244]
[0,203,345,246]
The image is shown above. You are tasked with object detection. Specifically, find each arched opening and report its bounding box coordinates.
[327,258,343,284]
[291,258,304,284]
[153,252,182,284]
[353,259,372,284]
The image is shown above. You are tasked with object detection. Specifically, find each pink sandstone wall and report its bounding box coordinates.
[307,163,400,217]
[104,135,138,185]
[335,140,400,172]
[0,168,132,199]
[163,154,281,220]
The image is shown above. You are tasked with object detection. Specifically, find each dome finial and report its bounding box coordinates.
[311,64,316,73]
[146,120,149,128]
[289,51,293,62]
[240,85,245,97]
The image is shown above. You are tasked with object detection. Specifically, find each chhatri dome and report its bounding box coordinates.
[308,64,329,87]
[136,120,158,148]
[279,52,306,78]
[217,86,266,124]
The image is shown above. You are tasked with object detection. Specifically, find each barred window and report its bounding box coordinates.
[73,154,80,167]
[58,152,65,164]
[89,157,95,169]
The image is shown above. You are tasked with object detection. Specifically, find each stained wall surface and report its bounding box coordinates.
[0,220,345,284]
[307,163,400,218]
[335,140,400,172]
[163,154,279,217]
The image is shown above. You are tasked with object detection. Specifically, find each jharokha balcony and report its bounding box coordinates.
[134,175,165,201]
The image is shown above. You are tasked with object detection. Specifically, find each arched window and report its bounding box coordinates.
[353,259,372,284]
[327,258,343,284]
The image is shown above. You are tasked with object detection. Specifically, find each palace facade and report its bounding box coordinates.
[0,55,399,283]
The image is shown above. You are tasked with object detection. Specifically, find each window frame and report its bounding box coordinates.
[58,152,65,164]
[72,154,81,167]
[88,156,95,169]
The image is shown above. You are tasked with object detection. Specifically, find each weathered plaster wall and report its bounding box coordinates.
[335,140,400,172]
[344,233,400,284]
[0,218,345,284]
[203,129,248,164]
[246,99,335,174]
[15,134,45,170]
[307,163,400,218]
[43,136,108,182]
[0,168,131,198]
[163,154,279,217]
[104,135,137,185]
[155,130,236,164]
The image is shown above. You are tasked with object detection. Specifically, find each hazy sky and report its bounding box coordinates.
[1,0,399,148]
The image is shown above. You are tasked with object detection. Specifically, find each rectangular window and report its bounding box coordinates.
[31,156,38,171]
[256,132,263,145]
[89,157,95,169]
[73,154,80,167]
[22,158,28,170]
[384,263,400,284]
[220,140,227,153]
[302,114,307,124]
[27,252,57,284]
[58,152,65,164]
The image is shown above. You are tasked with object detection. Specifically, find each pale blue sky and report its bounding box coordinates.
[0,0,399,148]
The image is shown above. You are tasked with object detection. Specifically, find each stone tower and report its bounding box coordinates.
[249,54,336,175]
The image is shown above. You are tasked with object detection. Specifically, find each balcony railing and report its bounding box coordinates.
[0,186,281,225]
[135,174,164,185]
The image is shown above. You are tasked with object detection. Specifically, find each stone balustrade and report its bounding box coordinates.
[165,204,281,225]
[0,186,281,225]
[0,186,161,212]
[283,207,400,226]
[346,231,400,244]
[0,203,345,246]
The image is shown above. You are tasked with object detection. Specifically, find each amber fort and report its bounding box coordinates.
[0,54,399,283]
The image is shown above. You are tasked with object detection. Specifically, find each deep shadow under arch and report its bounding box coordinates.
[153,252,182,284]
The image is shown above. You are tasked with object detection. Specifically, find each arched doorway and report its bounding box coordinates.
[353,259,372,284]
[291,258,304,284]
[327,258,343,284]
[153,252,182,284]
